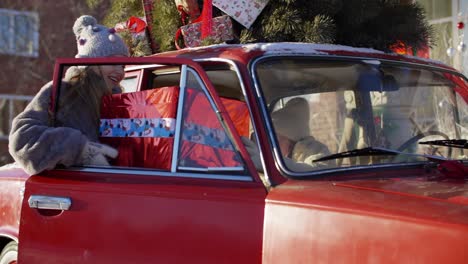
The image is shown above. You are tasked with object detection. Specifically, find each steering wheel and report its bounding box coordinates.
[396,131,451,157]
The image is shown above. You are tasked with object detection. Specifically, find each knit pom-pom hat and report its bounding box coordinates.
[73,15,129,58]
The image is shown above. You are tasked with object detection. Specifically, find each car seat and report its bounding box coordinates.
[271,97,330,164]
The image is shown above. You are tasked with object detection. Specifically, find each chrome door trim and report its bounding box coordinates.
[171,64,188,172]
[61,167,253,181]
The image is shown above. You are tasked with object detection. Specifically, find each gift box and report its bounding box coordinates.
[99,86,179,170]
[180,15,234,48]
[221,97,250,138]
[213,0,269,29]
[99,85,250,170]
[178,88,248,168]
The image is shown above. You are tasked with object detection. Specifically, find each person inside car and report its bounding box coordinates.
[242,97,330,172]
[8,15,129,175]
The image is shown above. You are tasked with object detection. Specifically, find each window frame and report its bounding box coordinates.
[120,70,142,93]
[174,67,247,173]
[51,57,258,182]
[0,8,39,57]
[250,54,468,178]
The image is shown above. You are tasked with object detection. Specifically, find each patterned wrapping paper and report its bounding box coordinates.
[99,118,176,138]
[99,86,179,169]
[213,0,269,29]
[181,15,234,48]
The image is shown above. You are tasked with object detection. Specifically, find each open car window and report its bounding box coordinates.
[54,59,252,179]
[120,70,140,93]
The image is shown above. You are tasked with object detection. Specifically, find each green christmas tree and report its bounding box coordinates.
[240,0,433,52]
[100,0,434,54]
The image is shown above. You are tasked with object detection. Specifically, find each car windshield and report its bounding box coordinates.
[254,57,468,173]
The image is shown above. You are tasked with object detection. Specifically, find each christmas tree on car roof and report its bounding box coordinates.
[99,0,433,56]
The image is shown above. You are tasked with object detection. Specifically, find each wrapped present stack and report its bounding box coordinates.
[171,0,271,50]
[103,0,434,55]
[115,16,153,56]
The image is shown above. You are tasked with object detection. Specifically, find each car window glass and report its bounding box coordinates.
[120,75,138,93]
[177,70,246,172]
[256,58,468,173]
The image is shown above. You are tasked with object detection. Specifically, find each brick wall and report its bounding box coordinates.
[0,0,110,165]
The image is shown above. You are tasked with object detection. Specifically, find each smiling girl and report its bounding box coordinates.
[8,15,129,175]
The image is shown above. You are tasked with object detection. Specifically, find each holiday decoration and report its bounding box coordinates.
[457,13,467,56]
[447,47,456,57]
[127,16,147,34]
[237,0,433,52]
[178,15,234,48]
[115,16,153,57]
[213,0,269,29]
[99,86,179,170]
[175,0,200,22]
[390,40,412,55]
[445,12,468,61]
[458,42,467,53]
[102,0,434,54]
[198,0,214,39]
[389,39,429,58]
[179,88,247,168]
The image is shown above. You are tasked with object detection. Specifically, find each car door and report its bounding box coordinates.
[18,57,267,263]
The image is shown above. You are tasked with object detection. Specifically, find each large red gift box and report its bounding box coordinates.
[178,88,248,169]
[99,86,179,170]
[99,85,250,170]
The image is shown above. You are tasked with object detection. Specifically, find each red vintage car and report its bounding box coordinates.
[1,43,468,263]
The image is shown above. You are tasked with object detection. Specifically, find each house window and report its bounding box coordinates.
[0,9,39,57]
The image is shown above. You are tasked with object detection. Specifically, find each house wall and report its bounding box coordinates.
[0,0,110,165]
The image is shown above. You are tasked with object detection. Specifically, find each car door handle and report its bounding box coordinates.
[28,195,72,210]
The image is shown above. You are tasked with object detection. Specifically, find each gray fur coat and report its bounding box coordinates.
[8,68,100,175]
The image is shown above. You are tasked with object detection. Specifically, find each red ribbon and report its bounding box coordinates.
[177,5,188,25]
[200,0,212,39]
[126,16,147,34]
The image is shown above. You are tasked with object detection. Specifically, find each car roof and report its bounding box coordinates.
[150,42,454,71]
